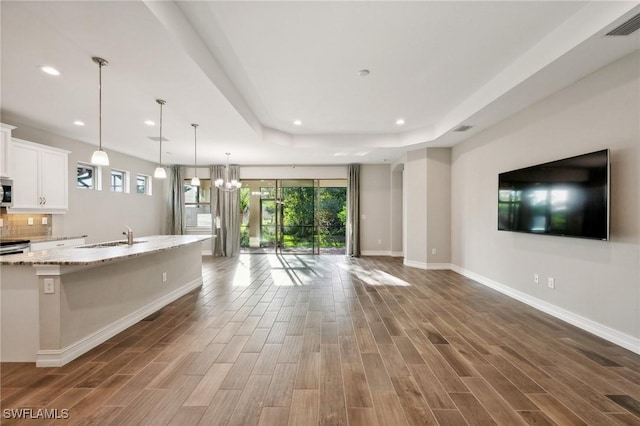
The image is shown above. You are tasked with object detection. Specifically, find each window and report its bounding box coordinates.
[77,162,101,190]
[184,179,211,228]
[137,174,152,195]
[110,169,129,193]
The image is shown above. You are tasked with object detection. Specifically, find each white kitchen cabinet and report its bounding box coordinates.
[8,138,69,213]
[0,123,16,178]
[30,237,86,252]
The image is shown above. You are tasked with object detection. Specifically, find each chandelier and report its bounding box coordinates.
[215,153,242,192]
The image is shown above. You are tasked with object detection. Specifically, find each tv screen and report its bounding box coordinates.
[498,149,609,240]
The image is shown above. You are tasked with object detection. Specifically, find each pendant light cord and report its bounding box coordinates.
[91,57,108,151]
[159,102,163,165]
[98,61,102,151]
[193,124,198,177]
[156,99,166,166]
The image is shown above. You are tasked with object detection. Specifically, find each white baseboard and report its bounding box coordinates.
[36,277,203,367]
[403,259,427,269]
[450,264,640,356]
[361,250,392,256]
[427,263,453,270]
[201,250,213,256]
[391,251,403,257]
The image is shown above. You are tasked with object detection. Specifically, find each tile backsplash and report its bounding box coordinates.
[0,210,52,239]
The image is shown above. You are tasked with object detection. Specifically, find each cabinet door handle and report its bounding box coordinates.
[43,197,46,205]
[39,197,43,205]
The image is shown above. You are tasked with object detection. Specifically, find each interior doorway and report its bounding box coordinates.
[240,179,347,255]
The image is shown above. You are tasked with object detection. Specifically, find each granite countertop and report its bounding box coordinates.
[28,235,88,243]
[1,235,210,266]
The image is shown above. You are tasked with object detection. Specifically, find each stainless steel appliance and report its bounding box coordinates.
[0,239,30,256]
[0,178,13,208]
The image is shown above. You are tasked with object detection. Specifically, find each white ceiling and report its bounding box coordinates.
[1,1,639,166]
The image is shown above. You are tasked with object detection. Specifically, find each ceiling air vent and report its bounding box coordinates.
[453,124,473,132]
[148,136,168,142]
[606,13,640,36]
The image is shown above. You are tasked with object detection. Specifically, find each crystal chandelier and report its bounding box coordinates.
[215,153,241,191]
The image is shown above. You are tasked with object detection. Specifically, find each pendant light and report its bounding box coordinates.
[190,123,200,186]
[90,57,110,166]
[153,99,167,179]
[214,153,242,192]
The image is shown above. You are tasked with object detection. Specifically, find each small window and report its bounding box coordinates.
[137,174,152,195]
[77,162,102,190]
[110,169,129,193]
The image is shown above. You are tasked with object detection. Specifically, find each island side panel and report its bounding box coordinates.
[38,243,203,365]
[0,267,40,362]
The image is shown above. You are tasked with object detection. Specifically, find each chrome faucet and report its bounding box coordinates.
[123,225,133,245]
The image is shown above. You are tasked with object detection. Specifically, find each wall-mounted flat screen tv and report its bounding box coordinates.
[498,149,609,240]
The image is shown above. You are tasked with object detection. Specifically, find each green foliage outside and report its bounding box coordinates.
[240,188,250,247]
[239,184,346,250]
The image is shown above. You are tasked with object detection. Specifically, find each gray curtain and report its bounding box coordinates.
[167,165,185,235]
[210,164,241,256]
[347,164,360,257]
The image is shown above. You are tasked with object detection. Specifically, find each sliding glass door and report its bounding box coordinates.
[240,179,346,255]
[278,180,317,254]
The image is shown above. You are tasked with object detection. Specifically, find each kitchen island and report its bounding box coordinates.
[1,235,210,366]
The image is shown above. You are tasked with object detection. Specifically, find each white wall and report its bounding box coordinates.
[360,164,391,255]
[451,52,640,348]
[390,165,403,256]
[426,148,451,265]
[241,165,347,180]
[8,123,167,243]
[402,147,452,268]
[404,149,428,267]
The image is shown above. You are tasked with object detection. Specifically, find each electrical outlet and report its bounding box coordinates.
[162,272,167,282]
[548,277,555,289]
[0,218,3,227]
[44,278,55,294]
[28,217,34,225]
[534,274,539,284]
[378,239,382,245]
[42,217,48,225]
[432,248,437,255]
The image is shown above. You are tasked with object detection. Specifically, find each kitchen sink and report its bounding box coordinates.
[80,241,146,248]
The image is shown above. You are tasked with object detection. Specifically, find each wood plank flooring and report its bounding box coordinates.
[2,254,640,425]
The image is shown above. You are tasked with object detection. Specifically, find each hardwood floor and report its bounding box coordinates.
[2,254,639,425]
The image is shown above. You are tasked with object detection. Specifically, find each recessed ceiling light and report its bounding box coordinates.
[41,66,60,76]
[144,120,155,126]
[73,120,85,126]
[358,69,370,77]
[294,120,302,126]
[396,118,405,125]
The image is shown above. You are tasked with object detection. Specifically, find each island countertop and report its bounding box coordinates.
[0,235,210,266]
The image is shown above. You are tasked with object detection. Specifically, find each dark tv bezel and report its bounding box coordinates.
[497,149,610,241]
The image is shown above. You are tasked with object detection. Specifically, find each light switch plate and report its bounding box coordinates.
[42,217,48,225]
[0,218,3,227]
[28,217,34,225]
